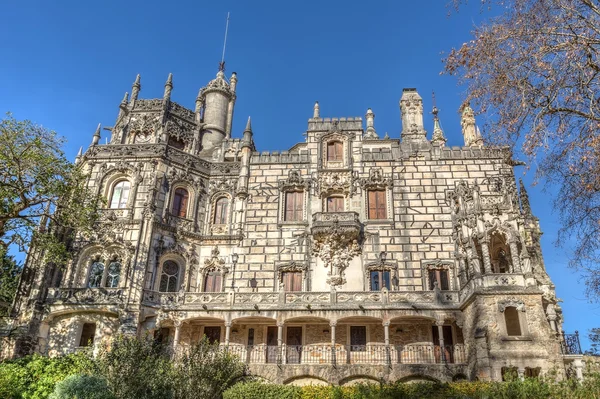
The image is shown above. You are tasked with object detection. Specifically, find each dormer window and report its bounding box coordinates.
[327,141,343,162]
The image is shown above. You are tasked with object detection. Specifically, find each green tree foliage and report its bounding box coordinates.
[0,113,100,264]
[50,374,115,399]
[587,328,600,356]
[172,337,247,399]
[0,249,20,317]
[443,0,600,298]
[94,335,173,399]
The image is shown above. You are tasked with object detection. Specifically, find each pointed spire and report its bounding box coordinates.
[519,179,532,215]
[75,147,83,164]
[131,74,141,101]
[460,101,483,147]
[163,73,173,100]
[313,101,320,119]
[120,92,129,106]
[91,123,101,146]
[242,116,254,148]
[431,95,447,145]
[364,108,378,139]
[244,116,252,133]
[230,72,238,93]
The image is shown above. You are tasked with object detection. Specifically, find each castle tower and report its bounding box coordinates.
[198,67,237,152]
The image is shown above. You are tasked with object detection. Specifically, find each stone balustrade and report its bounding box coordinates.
[46,288,125,306]
[140,289,460,308]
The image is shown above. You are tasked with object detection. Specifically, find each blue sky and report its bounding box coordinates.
[1,0,596,348]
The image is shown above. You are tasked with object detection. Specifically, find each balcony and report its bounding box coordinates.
[223,344,466,366]
[561,331,582,355]
[311,212,361,240]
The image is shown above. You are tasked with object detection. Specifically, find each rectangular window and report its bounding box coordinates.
[504,307,522,336]
[203,326,221,344]
[282,272,302,292]
[327,141,343,161]
[368,190,387,219]
[428,269,450,291]
[284,192,303,222]
[79,323,96,347]
[350,326,367,352]
[369,270,390,291]
[204,272,222,293]
[326,197,345,212]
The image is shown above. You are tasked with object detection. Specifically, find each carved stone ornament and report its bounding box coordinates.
[311,214,362,287]
[317,171,357,197]
[165,118,194,144]
[129,114,161,143]
[165,167,206,192]
[209,177,237,194]
[157,237,197,263]
[498,298,526,312]
[276,261,307,281]
[201,246,228,274]
[279,170,311,191]
[360,168,392,190]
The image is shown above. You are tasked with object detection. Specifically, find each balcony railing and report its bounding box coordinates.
[141,289,460,308]
[561,331,582,355]
[223,344,466,365]
[46,288,124,305]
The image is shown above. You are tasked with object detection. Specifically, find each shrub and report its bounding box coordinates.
[50,374,115,399]
[223,381,301,399]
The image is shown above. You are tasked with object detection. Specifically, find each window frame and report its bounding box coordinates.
[203,271,223,293]
[284,191,304,222]
[327,141,343,162]
[79,323,97,347]
[369,270,391,291]
[504,306,523,336]
[109,180,131,209]
[428,268,450,291]
[367,189,387,220]
[158,260,181,292]
[171,187,190,218]
[282,271,303,292]
[326,196,345,212]
[213,196,229,225]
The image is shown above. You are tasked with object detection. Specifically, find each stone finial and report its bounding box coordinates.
[431,104,447,145]
[131,74,141,101]
[400,88,427,142]
[120,92,129,107]
[313,101,320,119]
[163,73,173,100]
[242,116,254,148]
[364,108,378,139]
[519,179,532,215]
[75,146,83,164]
[460,102,483,147]
[230,72,238,93]
[91,123,101,146]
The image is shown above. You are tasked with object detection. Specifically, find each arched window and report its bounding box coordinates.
[109,180,131,209]
[214,197,229,224]
[159,260,180,292]
[106,261,121,288]
[327,141,343,161]
[88,261,105,288]
[204,271,222,293]
[504,306,522,336]
[171,188,189,218]
[168,136,185,150]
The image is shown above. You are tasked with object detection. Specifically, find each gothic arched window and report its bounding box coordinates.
[109,180,131,209]
[213,197,229,224]
[327,141,343,161]
[159,260,180,292]
[171,188,189,218]
[106,261,121,288]
[88,261,105,288]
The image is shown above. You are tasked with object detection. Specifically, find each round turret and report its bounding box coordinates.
[199,70,235,151]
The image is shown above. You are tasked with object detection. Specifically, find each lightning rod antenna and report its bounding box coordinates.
[219,12,230,71]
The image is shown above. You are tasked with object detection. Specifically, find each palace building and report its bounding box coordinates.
[3,67,584,384]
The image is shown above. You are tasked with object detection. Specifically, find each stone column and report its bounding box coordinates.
[330,321,337,365]
[457,256,467,286]
[436,321,446,363]
[480,238,493,274]
[466,246,481,278]
[277,322,284,365]
[383,321,391,365]
[225,321,232,347]
[574,358,584,381]
[509,241,522,273]
[517,368,525,381]
[172,320,182,357]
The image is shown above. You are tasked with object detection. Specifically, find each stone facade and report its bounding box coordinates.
[4,69,581,384]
